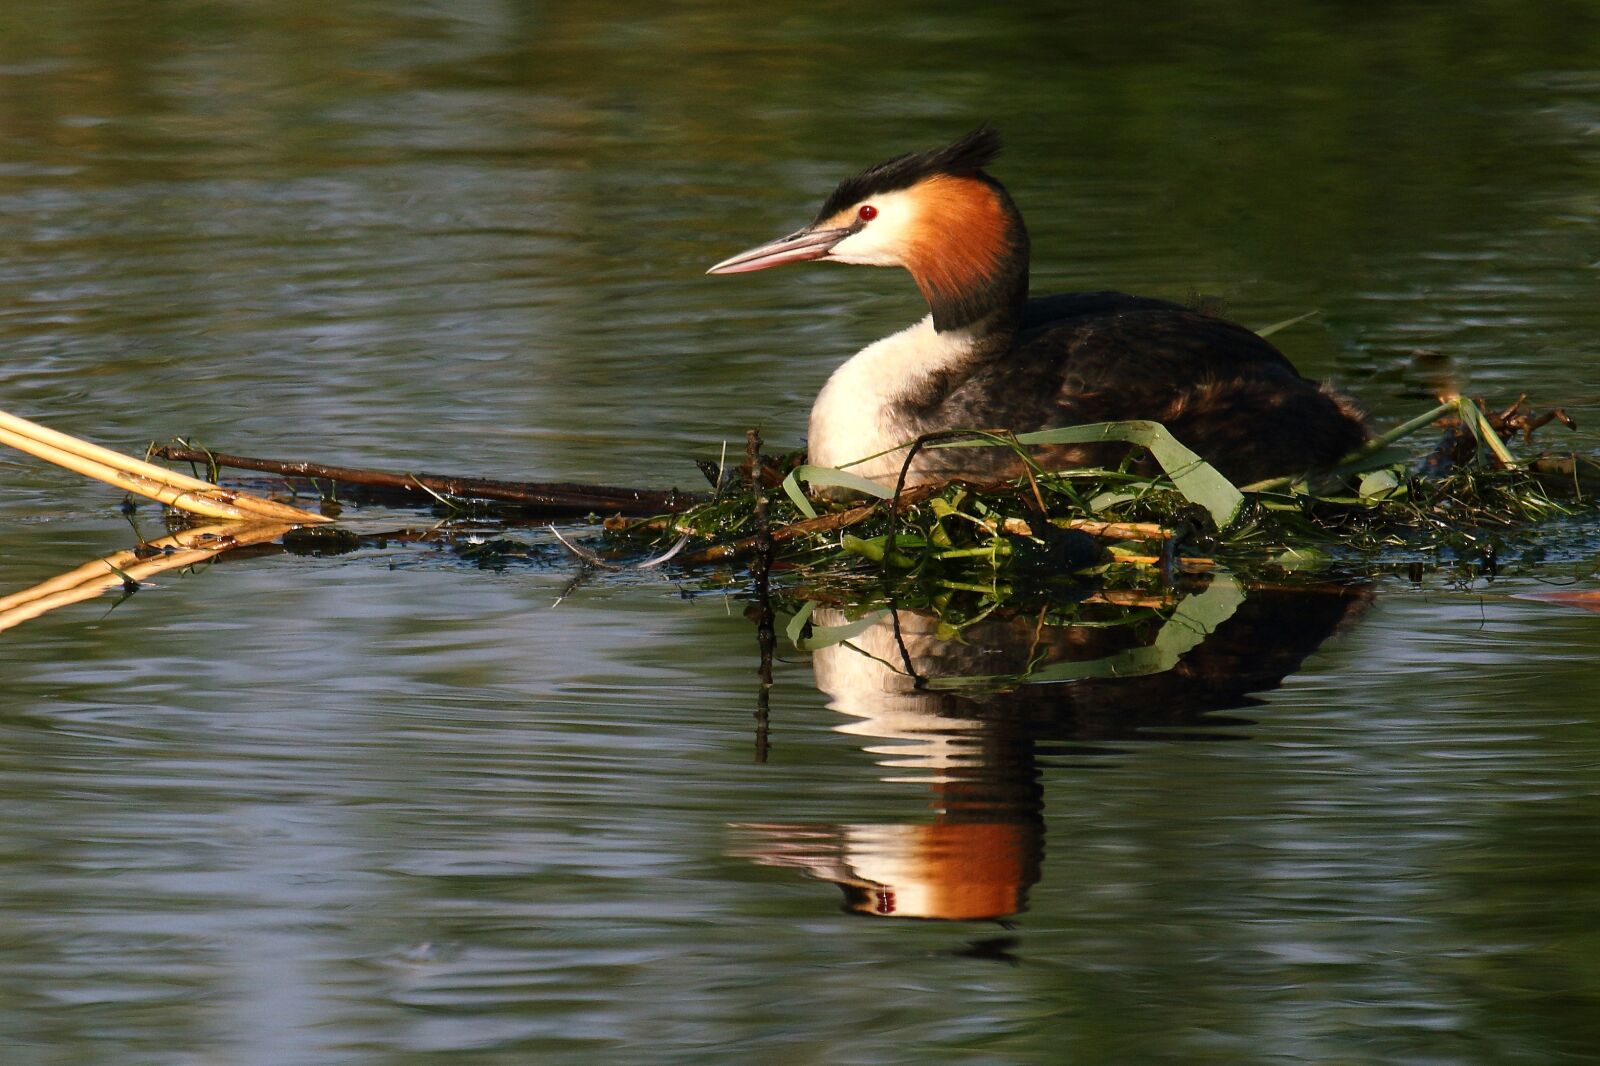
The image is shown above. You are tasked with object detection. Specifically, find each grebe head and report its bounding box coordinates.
[706,127,1030,332]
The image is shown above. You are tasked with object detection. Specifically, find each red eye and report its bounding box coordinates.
[858,204,877,221]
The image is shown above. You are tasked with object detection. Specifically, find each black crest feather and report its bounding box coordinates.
[812,126,1004,224]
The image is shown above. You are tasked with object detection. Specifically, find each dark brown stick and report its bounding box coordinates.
[748,429,773,762]
[150,443,701,516]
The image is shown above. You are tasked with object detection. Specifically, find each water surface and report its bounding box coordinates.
[3,3,1600,1063]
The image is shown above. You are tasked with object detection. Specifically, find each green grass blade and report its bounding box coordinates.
[935,420,1244,528]
[791,464,896,501]
[780,469,818,520]
[783,601,816,646]
[797,609,890,652]
[1457,396,1519,469]
[1254,309,1320,338]
[926,574,1245,688]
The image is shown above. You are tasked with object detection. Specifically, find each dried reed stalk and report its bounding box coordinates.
[0,410,327,523]
[0,521,291,633]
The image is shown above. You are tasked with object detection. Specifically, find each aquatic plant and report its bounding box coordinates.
[605,396,1587,598]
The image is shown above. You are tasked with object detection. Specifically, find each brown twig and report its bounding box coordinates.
[609,508,1168,543]
[150,442,699,516]
[747,429,774,763]
[675,483,948,565]
[884,429,1010,570]
[658,476,1177,567]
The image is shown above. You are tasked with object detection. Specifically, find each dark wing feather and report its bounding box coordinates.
[912,294,1365,485]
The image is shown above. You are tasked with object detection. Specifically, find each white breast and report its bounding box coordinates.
[807,314,979,484]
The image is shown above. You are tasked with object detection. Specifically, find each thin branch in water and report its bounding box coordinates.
[748,428,774,763]
[548,525,613,567]
[151,441,700,516]
[551,563,597,608]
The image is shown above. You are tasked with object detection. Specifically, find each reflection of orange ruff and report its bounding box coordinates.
[840,821,1035,921]
[1516,589,1600,614]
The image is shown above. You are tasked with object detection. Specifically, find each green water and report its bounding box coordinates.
[3,2,1600,1062]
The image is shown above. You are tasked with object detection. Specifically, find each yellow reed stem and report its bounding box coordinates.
[0,521,291,633]
[0,409,328,523]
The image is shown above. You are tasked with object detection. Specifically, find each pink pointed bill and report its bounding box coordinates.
[705,226,852,275]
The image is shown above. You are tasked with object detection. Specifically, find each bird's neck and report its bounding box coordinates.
[906,175,1030,337]
[807,314,998,481]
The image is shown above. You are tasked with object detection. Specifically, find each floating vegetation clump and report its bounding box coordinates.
[2,395,1591,640]
[605,397,1592,601]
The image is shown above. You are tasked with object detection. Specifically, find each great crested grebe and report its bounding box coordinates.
[707,128,1366,487]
